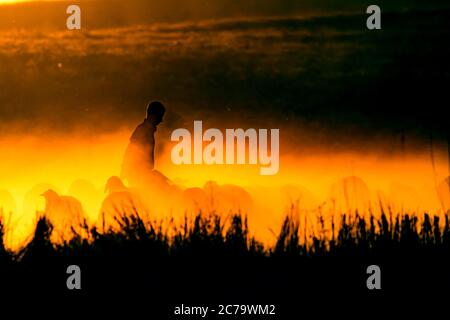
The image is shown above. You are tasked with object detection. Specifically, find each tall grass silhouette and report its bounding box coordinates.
[0,208,449,296]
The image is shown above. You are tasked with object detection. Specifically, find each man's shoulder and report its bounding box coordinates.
[134,120,151,131]
[130,120,155,141]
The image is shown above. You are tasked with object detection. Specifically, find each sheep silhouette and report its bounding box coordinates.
[68,179,102,221]
[0,189,16,216]
[182,187,210,214]
[99,176,145,231]
[329,176,371,216]
[41,189,84,236]
[24,183,59,218]
[203,181,253,215]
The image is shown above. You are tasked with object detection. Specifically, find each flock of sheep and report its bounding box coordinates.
[0,175,449,247]
[0,176,256,242]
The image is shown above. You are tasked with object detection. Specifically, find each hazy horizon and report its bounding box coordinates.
[1,0,449,30]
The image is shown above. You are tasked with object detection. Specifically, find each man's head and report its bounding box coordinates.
[146,101,166,125]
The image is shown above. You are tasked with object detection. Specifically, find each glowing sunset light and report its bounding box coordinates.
[1,129,448,251]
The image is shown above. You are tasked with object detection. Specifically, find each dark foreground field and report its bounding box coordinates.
[1,210,450,317]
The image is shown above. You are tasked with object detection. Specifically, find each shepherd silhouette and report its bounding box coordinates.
[121,101,169,188]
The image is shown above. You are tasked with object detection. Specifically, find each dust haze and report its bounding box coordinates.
[0,2,449,249]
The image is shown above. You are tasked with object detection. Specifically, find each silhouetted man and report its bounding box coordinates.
[121,101,166,187]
